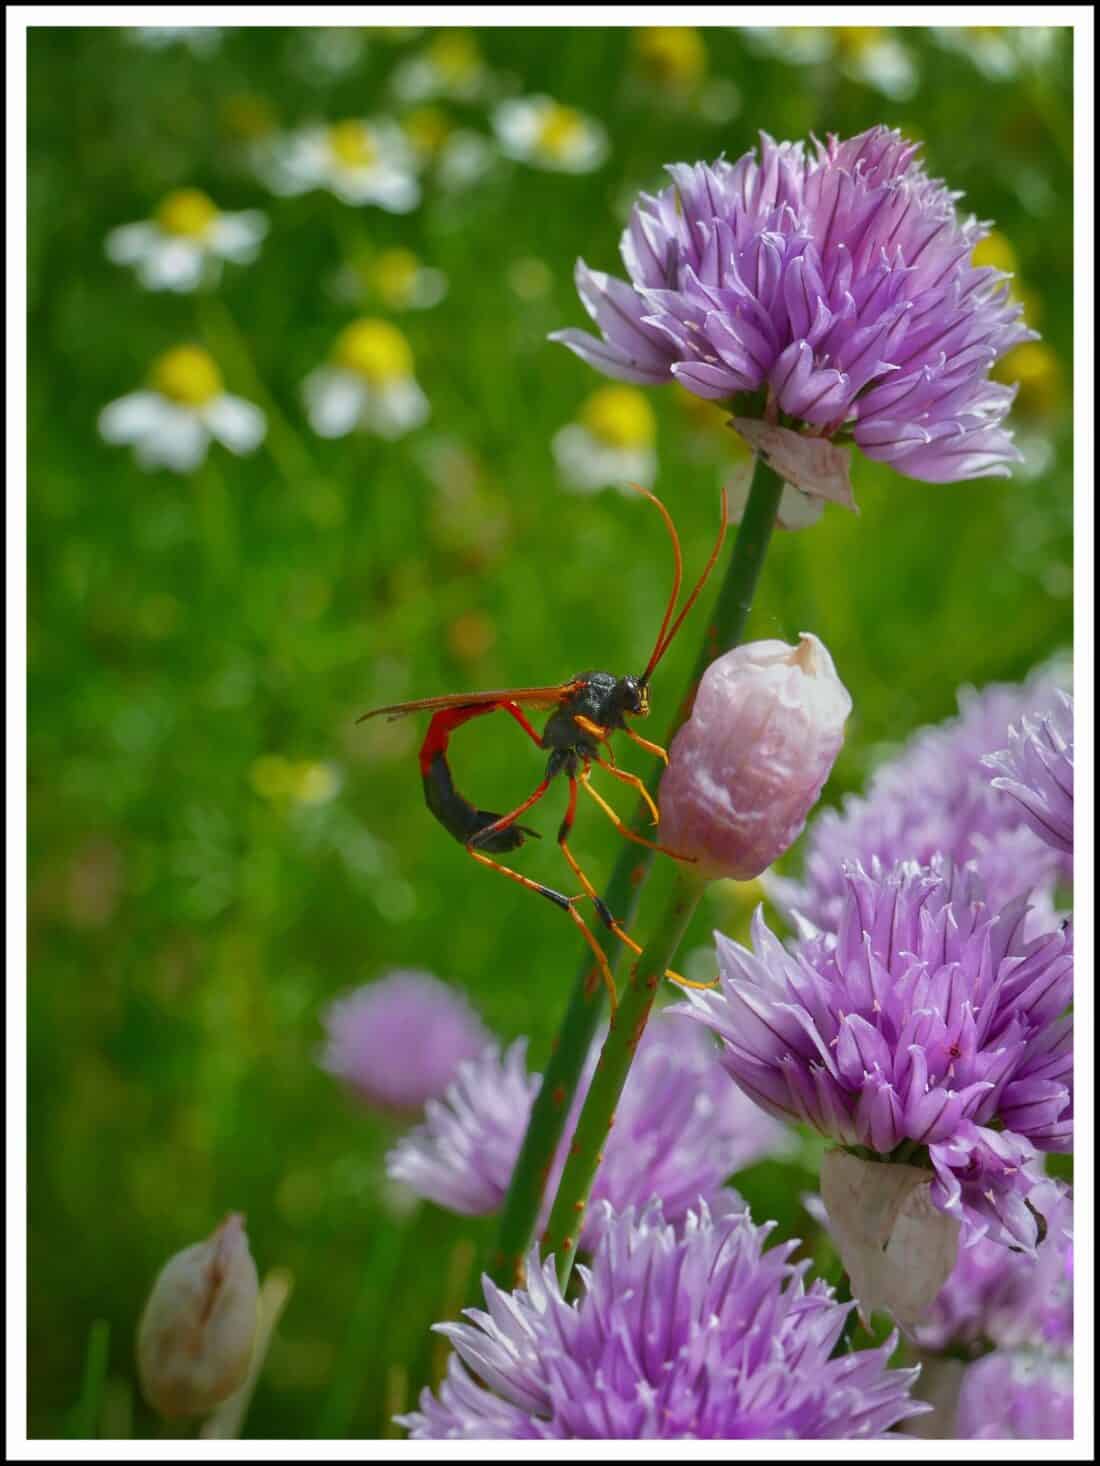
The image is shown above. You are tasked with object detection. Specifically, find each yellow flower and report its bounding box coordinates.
[287,761,341,806]
[428,29,481,83]
[371,248,421,308]
[535,103,586,163]
[833,26,885,59]
[154,188,219,240]
[328,120,378,169]
[972,230,1019,277]
[579,386,656,450]
[402,106,453,157]
[149,345,223,407]
[997,341,1062,417]
[333,318,414,384]
[634,27,706,88]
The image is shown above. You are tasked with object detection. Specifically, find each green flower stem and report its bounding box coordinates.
[543,865,707,1285]
[195,296,317,489]
[490,451,785,1285]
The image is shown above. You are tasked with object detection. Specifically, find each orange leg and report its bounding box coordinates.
[557,776,707,994]
[578,766,694,862]
[466,845,619,1013]
[623,726,669,765]
[594,756,660,827]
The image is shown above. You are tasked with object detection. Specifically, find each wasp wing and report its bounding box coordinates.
[356,681,583,724]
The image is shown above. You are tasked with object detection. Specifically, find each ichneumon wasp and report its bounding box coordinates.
[358,485,728,1009]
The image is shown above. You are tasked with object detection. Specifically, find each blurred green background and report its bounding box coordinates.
[27,24,1072,1439]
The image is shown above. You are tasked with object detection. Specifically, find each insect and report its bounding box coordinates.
[358,485,728,1009]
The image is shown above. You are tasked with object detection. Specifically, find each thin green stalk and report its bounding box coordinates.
[68,1318,110,1440]
[195,296,317,490]
[543,866,706,1285]
[491,452,785,1285]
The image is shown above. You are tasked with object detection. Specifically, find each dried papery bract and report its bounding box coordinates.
[658,633,852,880]
[137,1213,259,1419]
[821,1150,961,1328]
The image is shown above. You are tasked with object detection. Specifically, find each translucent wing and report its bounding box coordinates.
[356,681,583,724]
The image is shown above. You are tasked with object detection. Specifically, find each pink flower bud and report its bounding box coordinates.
[659,633,851,880]
[136,1213,259,1419]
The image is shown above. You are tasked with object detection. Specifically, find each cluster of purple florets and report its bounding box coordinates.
[316,127,1072,1441]
[320,666,1072,1440]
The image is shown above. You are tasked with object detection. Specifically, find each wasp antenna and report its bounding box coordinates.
[641,486,728,684]
[630,484,684,687]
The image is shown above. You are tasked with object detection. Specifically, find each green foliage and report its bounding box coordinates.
[27,24,1072,1438]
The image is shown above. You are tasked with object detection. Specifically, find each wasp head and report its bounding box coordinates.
[617,675,649,719]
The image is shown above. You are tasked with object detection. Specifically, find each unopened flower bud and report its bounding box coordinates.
[137,1213,259,1419]
[821,1150,961,1329]
[659,633,851,880]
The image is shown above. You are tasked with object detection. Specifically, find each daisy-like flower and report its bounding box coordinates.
[398,1199,927,1439]
[332,246,447,312]
[319,970,491,1114]
[553,126,1035,485]
[984,691,1074,857]
[552,384,658,493]
[955,1351,1073,1439]
[767,667,1070,933]
[105,189,267,293]
[302,319,429,440]
[98,345,265,474]
[256,118,420,211]
[494,96,608,174]
[392,29,492,103]
[387,1010,790,1237]
[681,858,1072,1250]
[739,27,916,100]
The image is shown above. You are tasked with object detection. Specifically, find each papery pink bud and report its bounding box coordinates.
[659,633,851,880]
[136,1213,259,1419]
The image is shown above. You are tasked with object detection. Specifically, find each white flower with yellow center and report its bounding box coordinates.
[105,189,267,293]
[256,118,420,212]
[98,346,266,474]
[302,320,429,440]
[553,385,657,494]
[333,247,447,312]
[392,30,491,103]
[741,26,916,100]
[493,96,608,174]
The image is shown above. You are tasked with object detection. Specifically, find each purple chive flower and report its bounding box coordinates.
[319,970,490,1114]
[767,667,1070,934]
[552,126,1034,483]
[659,633,852,881]
[681,858,1072,1249]
[387,1010,790,1238]
[955,1351,1073,1440]
[398,1199,927,1439]
[984,690,1074,858]
[914,1178,1073,1357]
